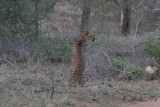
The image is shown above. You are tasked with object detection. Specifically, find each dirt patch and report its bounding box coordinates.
[123,98,160,107]
[123,80,160,107]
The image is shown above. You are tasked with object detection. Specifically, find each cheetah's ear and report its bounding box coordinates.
[77,40,82,46]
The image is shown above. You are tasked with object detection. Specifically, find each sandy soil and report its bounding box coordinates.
[123,98,160,107]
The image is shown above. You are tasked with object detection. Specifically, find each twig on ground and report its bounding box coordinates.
[50,86,55,100]
[2,59,20,70]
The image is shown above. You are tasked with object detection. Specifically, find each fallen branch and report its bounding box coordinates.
[2,59,20,70]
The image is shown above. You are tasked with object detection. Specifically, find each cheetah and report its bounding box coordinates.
[67,30,95,87]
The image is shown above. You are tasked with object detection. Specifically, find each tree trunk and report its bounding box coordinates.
[34,0,39,38]
[80,0,91,33]
[120,0,131,36]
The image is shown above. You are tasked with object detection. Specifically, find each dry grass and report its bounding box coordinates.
[0,62,160,107]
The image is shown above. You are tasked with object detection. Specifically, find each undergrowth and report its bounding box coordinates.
[144,34,160,65]
[30,36,72,63]
[111,59,145,80]
[0,35,72,63]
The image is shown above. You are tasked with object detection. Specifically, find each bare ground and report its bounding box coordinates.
[123,98,160,107]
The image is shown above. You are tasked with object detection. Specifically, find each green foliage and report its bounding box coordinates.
[111,59,145,80]
[0,0,57,41]
[0,0,35,39]
[0,26,13,37]
[30,36,56,61]
[58,39,72,59]
[30,36,72,62]
[144,35,160,65]
[156,67,160,75]
[126,66,145,80]
[0,0,72,63]
[111,59,128,71]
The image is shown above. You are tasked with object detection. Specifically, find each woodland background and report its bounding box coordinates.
[0,0,160,106]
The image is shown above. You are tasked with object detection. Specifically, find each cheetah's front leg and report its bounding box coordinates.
[78,69,89,87]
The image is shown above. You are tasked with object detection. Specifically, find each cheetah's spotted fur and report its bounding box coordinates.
[67,31,95,87]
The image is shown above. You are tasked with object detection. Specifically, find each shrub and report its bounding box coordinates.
[144,35,160,65]
[0,0,70,63]
[30,36,72,63]
[111,59,145,80]
[111,59,128,71]
[125,66,145,80]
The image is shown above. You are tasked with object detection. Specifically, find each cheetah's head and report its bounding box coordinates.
[82,30,95,42]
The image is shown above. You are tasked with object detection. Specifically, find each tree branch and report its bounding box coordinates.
[132,11,144,64]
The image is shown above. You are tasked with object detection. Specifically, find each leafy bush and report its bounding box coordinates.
[111,59,128,71]
[0,0,71,63]
[30,36,72,62]
[144,34,160,78]
[0,0,58,42]
[58,39,72,59]
[111,59,145,80]
[126,66,145,80]
[144,35,160,65]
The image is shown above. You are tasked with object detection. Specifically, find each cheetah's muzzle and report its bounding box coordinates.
[92,37,95,42]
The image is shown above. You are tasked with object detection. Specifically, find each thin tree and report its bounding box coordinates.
[120,0,131,36]
[80,0,91,33]
[34,0,39,38]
